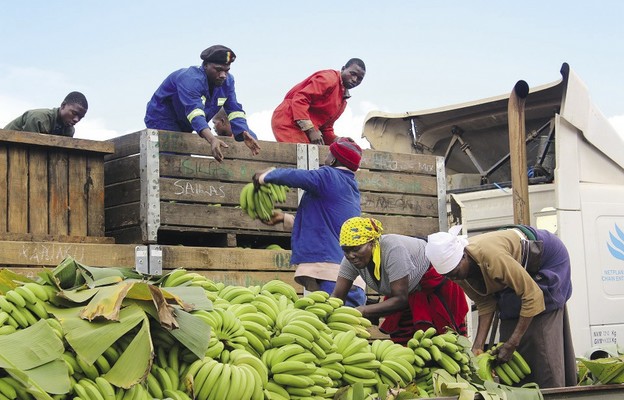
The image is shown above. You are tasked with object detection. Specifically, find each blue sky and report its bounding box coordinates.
[1,1,623,146]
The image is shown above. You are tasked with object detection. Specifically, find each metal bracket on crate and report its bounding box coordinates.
[139,129,161,244]
[134,244,163,275]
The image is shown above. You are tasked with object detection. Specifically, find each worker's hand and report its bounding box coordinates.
[252,168,274,190]
[199,128,228,162]
[209,138,228,162]
[471,347,484,356]
[261,210,285,226]
[305,128,325,145]
[242,131,261,156]
[492,341,516,364]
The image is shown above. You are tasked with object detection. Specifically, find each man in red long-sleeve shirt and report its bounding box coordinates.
[271,59,366,145]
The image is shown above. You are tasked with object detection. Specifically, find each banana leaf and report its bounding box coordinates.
[49,303,146,364]
[0,268,33,293]
[103,317,153,388]
[0,320,69,398]
[579,356,624,384]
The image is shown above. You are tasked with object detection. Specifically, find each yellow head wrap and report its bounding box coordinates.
[339,217,384,279]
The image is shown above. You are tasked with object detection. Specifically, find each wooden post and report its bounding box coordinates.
[508,80,530,225]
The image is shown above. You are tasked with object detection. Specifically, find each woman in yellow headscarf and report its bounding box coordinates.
[332,217,469,344]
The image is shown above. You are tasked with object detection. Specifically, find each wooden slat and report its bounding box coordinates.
[68,154,88,236]
[0,241,137,267]
[319,146,439,175]
[87,155,105,236]
[28,148,49,234]
[160,203,290,232]
[0,144,8,232]
[368,214,439,237]
[7,146,28,233]
[159,154,293,182]
[159,177,298,209]
[158,131,299,164]
[105,179,141,208]
[104,226,143,244]
[360,191,439,217]
[0,233,113,243]
[357,169,438,196]
[105,203,140,230]
[0,129,114,154]
[163,246,294,271]
[103,131,141,161]
[104,154,140,184]
[48,152,69,235]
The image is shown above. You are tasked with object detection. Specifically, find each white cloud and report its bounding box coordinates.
[0,95,32,127]
[73,118,122,141]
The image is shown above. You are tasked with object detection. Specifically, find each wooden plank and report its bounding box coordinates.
[163,246,294,271]
[368,214,439,237]
[159,177,298,209]
[357,169,438,196]
[28,148,49,234]
[68,154,88,236]
[0,129,114,154]
[105,179,141,208]
[319,146,439,175]
[104,154,140,184]
[0,241,137,267]
[103,131,141,161]
[105,226,143,244]
[160,202,290,232]
[0,233,113,243]
[87,155,106,236]
[159,154,293,182]
[360,191,439,217]
[105,202,141,230]
[48,152,69,235]
[0,144,8,232]
[7,146,29,233]
[158,132,299,164]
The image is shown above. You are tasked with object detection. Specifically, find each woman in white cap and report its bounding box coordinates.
[425,225,575,388]
[332,217,469,344]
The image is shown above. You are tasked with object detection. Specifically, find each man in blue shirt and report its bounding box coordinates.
[253,137,366,306]
[145,45,261,162]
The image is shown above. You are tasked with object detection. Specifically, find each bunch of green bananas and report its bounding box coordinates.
[272,307,336,361]
[405,327,474,396]
[0,282,55,334]
[475,342,532,386]
[262,342,335,399]
[371,339,419,388]
[239,182,289,221]
[334,330,380,389]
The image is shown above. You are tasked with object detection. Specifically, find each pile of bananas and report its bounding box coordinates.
[239,182,289,221]
[0,267,545,400]
[475,342,532,386]
[405,327,474,396]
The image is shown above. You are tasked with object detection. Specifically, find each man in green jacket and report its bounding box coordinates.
[4,91,88,137]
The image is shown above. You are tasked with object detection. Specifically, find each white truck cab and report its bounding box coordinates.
[362,63,624,357]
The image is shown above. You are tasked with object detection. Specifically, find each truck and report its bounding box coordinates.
[361,62,624,361]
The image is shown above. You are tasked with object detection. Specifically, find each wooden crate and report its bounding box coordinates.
[0,130,114,243]
[104,130,447,247]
